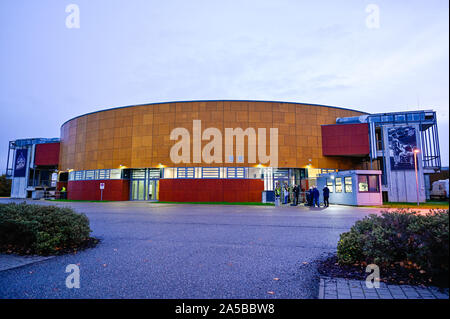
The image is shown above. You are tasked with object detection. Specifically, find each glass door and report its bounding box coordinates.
[148,179,158,201]
[131,180,146,201]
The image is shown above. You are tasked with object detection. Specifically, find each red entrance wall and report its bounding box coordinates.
[67,180,130,201]
[159,179,264,202]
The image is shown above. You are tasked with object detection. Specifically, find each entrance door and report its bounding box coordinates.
[148,179,158,201]
[131,180,146,201]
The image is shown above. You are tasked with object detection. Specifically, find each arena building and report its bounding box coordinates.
[6,100,442,203]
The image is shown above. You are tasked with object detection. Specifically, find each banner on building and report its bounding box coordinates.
[13,149,28,177]
[388,126,417,170]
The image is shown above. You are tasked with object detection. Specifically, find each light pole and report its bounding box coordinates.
[413,148,420,206]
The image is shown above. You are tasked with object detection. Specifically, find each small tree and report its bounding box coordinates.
[0,174,12,197]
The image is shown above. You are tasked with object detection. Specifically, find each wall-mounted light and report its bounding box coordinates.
[157,163,165,168]
[119,164,127,169]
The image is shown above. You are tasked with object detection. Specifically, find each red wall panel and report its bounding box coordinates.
[67,180,130,201]
[159,179,264,202]
[35,143,60,166]
[321,123,370,156]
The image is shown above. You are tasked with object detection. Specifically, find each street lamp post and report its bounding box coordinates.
[413,148,420,206]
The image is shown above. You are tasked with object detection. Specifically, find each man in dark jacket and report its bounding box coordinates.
[293,184,300,206]
[323,185,330,207]
[307,187,313,206]
[312,186,320,207]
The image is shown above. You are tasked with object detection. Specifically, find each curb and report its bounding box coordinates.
[318,278,325,299]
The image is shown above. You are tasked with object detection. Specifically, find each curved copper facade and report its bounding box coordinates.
[59,100,366,171]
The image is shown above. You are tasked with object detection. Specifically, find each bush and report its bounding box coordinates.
[337,209,449,278]
[0,174,11,197]
[0,202,93,255]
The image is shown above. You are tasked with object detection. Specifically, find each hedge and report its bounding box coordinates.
[0,202,92,255]
[337,209,449,278]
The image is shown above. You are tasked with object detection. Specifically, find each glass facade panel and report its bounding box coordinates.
[368,175,379,192]
[163,168,175,178]
[344,176,352,193]
[358,175,369,192]
[335,177,342,193]
[98,169,110,180]
[148,169,160,179]
[202,167,220,178]
[85,170,95,180]
[110,169,121,179]
[326,178,334,193]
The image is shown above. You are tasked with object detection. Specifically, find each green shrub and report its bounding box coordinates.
[0,174,11,197]
[0,202,92,255]
[337,209,449,277]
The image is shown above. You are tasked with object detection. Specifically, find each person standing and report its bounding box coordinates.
[313,186,320,207]
[60,186,67,200]
[275,182,281,206]
[323,185,330,207]
[293,184,299,206]
[307,187,313,206]
[283,184,289,205]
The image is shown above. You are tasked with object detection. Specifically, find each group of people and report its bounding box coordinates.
[274,182,330,208]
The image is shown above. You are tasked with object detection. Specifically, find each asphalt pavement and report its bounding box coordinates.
[0,199,380,299]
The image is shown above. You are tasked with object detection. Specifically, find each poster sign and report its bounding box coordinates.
[13,149,28,177]
[100,183,105,190]
[388,126,417,170]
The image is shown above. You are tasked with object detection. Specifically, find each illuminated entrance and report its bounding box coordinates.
[130,169,160,201]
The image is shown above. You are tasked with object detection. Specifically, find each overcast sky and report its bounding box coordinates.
[0,0,448,173]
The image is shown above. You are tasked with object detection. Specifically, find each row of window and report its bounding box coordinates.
[68,167,263,181]
[69,169,123,181]
[369,112,431,124]
[326,175,379,193]
[163,167,257,179]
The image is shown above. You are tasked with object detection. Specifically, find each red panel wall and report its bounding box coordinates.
[159,179,264,202]
[321,123,370,156]
[35,143,60,166]
[67,180,130,201]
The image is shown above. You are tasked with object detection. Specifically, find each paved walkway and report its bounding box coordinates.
[319,276,449,299]
[0,254,54,272]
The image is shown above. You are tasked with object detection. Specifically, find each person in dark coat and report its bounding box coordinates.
[293,185,300,206]
[312,186,320,207]
[323,185,330,207]
[307,187,314,206]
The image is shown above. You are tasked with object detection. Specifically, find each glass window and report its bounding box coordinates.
[368,175,379,192]
[326,178,334,193]
[248,168,262,179]
[74,171,84,180]
[344,176,352,193]
[358,175,369,192]
[202,167,220,178]
[395,114,405,122]
[85,170,95,180]
[69,171,75,181]
[358,175,379,192]
[148,169,161,179]
[335,177,342,193]
[110,169,121,179]
[227,167,245,178]
[163,168,175,178]
[98,169,110,180]
[177,167,195,178]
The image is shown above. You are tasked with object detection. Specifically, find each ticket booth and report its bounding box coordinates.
[317,170,383,206]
